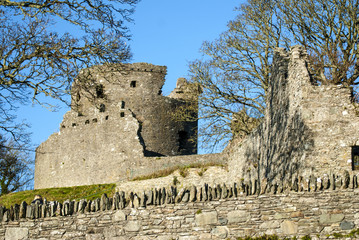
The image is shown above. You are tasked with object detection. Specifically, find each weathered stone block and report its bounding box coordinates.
[290,211,304,218]
[340,221,354,230]
[319,213,344,224]
[190,186,197,202]
[124,221,141,232]
[5,228,28,240]
[281,220,298,234]
[211,226,229,239]
[227,210,250,223]
[259,220,280,229]
[113,210,127,221]
[195,211,218,226]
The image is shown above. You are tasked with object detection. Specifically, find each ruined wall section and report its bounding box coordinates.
[227,46,359,186]
[300,85,359,174]
[35,111,144,189]
[70,63,196,156]
[226,47,309,184]
[35,63,202,189]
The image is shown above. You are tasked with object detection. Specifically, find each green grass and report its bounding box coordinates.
[236,235,310,240]
[0,183,116,208]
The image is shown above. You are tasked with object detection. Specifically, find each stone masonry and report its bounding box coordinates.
[22,46,359,238]
[226,46,359,186]
[34,63,210,189]
[1,173,359,239]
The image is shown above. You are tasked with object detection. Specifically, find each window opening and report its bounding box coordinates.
[130,81,136,88]
[352,146,359,170]
[76,92,81,102]
[178,131,188,151]
[72,123,77,127]
[85,120,90,124]
[121,101,125,109]
[96,84,105,98]
[105,116,109,120]
[99,104,106,112]
[92,118,97,123]
[120,112,125,117]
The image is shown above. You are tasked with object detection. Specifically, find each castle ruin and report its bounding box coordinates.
[5,46,359,239]
[35,47,359,189]
[34,63,208,189]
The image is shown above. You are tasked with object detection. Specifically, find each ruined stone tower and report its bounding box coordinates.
[34,63,201,189]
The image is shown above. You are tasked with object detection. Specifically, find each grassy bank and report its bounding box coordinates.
[0,183,116,208]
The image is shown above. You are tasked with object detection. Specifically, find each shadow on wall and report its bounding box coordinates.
[243,48,315,184]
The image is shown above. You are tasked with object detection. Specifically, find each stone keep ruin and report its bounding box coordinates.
[34,63,206,189]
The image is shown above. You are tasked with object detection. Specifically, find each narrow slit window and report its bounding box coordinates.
[121,101,125,109]
[120,112,125,117]
[105,116,109,120]
[352,146,359,170]
[99,104,106,112]
[130,81,136,88]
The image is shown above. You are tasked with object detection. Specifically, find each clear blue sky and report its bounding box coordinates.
[18,0,241,154]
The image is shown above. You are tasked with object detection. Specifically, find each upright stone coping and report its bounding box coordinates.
[2,182,359,239]
[2,171,358,222]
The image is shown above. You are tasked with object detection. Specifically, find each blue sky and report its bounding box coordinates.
[18,0,241,153]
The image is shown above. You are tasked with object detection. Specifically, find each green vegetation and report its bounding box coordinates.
[197,167,207,176]
[329,228,359,239]
[172,176,179,185]
[236,235,310,240]
[235,230,359,240]
[196,209,202,215]
[0,183,116,208]
[179,168,189,178]
[131,162,226,181]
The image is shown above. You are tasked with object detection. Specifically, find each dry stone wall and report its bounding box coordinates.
[2,172,359,239]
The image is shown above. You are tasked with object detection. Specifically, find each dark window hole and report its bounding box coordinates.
[96,84,105,98]
[352,146,359,170]
[85,120,90,124]
[130,81,136,88]
[105,116,109,120]
[178,131,188,151]
[120,112,125,117]
[99,104,106,112]
[92,118,97,123]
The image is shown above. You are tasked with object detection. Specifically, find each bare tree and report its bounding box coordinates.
[187,0,288,151]
[279,0,359,86]
[0,135,33,195]
[0,0,139,143]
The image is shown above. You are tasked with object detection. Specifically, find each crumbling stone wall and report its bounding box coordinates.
[35,63,205,189]
[227,46,359,185]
